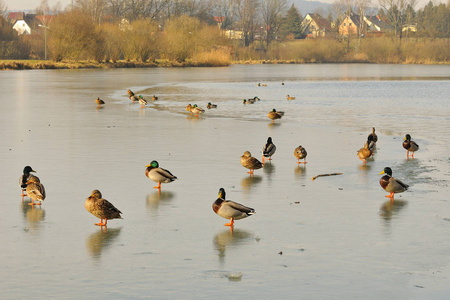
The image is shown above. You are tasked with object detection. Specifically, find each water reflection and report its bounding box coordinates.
[241,175,262,192]
[267,122,281,129]
[95,106,104,112]
[86,227,122,259]
[263,161,275,176]
[379,199,408,221]
[294,164,307,179]
[21,201,45,229]
[146,190,175,211]
[213,228,253,264]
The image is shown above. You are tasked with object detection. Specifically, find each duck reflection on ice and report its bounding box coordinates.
[379,199,408,220]
[146,190,175,210]
[294,164,307,179]
[86,227,122,258]
[263,161,275,176]
[241,175,262,192]
[21,201,45,227]
[213,228,253,264]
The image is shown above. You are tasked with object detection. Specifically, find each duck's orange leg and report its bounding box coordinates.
[153,182,162,189]
[247,169,254,175]
[21,190,27,197]
[95,219,107,226]
[359,158,367,164]
[385,192,395,199]
[262,156,265,163]
[224,218,234,226]
[28,199,41,206]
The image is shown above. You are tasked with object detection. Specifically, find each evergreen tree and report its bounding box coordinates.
[279,4,305,39]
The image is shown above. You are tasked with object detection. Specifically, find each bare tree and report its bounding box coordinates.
[261,0,287,47]
[211,0,234,29]
[0,0,8,18]
[379,0,408,40]
[356,0,371,41]
[233,0,260,47]
[76,0,108,24]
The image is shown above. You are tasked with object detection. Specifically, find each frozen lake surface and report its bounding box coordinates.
[1,64,449,299]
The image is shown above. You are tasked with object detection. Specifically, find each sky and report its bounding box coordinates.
[2,0,441,13]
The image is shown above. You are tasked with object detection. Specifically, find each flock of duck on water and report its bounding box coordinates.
[20,87,420,229]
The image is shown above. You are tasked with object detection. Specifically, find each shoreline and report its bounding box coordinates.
[1,59,449,71]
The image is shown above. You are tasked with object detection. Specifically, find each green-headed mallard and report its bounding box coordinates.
[241,151,263,175]
[262,137,276,163]
[138,95,148,107]
[294,145,307,164]
[368,127,378,143]
[268,109,284,123]
[286,95,296,100]
[145,160,177,189]
[403,134,419,158]
[26,176,45,206]
[379,167,409,200]
[191,104,205,117]
[207,102,217,109]
[95,97,105,107]
[212,188,255,226]
[85,190,122,226]
[357,135,374,164]
[20,166,36,197]
[152,95,158,101]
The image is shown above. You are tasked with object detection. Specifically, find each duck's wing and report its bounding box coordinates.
[263,143,276,156]
[27,183,46,200]
[225,200,255,215]
[390,177,409,190]
[98,198,123,218]
[158,168,177,179]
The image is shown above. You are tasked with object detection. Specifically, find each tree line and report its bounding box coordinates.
[0,0,448,63]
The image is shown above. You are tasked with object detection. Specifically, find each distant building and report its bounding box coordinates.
[301,13,332,38]
[7,12,40,35]
[339,14,361,36]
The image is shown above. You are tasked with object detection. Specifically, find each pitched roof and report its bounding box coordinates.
[305,13,332,31]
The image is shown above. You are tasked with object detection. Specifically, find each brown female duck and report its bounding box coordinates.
[85,190,122,226]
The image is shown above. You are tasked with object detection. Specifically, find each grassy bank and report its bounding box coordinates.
[1,38,448,70]
[0,59,234,71]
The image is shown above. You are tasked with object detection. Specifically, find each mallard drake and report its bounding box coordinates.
[19,166,36,197]
[286,95,296,100]
[95,97,105,106]
[241,151,263,175]
[85,190,122,226]
[379,167,409,199]
[262,137,276,163]
[268,109,284,123]
[138,95,148,107]
[294,145,307,164]
[368,127,378,143]
[26,176,45,206]
[357,135,374,164]
[152,95,158,101]
[403,134,419,158]
[207,102,217,109]
[145,160,177,189]
[212,188,255,226]
[191,104,205,117]
[252,96,260,101]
